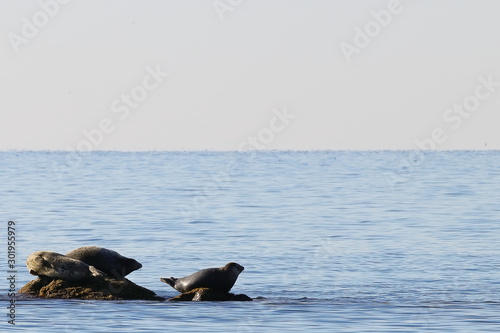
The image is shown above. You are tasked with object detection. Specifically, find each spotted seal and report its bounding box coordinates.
[26,251,104,281]
[66,246,142,278]
[160,262,244,293]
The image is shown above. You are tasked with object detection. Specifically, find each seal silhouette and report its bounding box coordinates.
[26,251,104,281]
[160,262,244,293]
[66,246,142,278]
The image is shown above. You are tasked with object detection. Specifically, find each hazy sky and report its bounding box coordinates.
[1,0,499,151]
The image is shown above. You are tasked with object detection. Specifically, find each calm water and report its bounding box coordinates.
[1,151,499,332]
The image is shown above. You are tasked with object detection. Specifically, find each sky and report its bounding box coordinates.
[1,0,499,151]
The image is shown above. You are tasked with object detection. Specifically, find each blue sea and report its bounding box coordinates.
[1,151,499,332]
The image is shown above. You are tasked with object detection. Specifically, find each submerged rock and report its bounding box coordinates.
[167,287,252,302]
[18,276,163,301]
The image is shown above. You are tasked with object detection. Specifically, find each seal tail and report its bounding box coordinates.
[160,277,176,288]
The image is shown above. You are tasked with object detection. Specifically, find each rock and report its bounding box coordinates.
[167,287,252,301]
[18,276,163,301]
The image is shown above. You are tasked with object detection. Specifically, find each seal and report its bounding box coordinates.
[26,251,104,281]
[66,246,142,278]
[160,262,244,293]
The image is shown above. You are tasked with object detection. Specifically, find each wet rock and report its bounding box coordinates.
[167,287,252,301]
[18,276,163,301]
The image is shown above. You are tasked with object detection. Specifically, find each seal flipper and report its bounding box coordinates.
[89,265,106,278]
[160,277,177,289]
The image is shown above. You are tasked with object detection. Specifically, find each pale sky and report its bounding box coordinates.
[1,0,499,151]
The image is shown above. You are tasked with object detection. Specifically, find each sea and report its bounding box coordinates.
[0,150,499,332]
